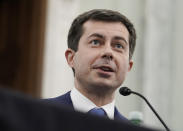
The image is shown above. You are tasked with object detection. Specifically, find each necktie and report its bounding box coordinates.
[87,108,107,117]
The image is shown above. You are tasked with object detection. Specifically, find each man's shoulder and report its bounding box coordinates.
[45,91,73,107]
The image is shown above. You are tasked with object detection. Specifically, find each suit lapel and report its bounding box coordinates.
[47,91,74,109]
[114,107,128,121]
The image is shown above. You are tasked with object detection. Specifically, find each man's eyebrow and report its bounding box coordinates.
[88,33,128,44]
[88,33,104,39]
[113,36,128,45]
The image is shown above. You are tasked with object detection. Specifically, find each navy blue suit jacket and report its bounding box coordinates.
[48,91,128,122]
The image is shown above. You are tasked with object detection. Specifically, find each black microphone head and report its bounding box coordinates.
[119,87,132,96]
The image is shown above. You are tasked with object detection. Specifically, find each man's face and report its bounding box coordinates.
[66,20,133,92]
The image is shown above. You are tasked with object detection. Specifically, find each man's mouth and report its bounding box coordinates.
[99,66,114,72]
[94,66,114,72]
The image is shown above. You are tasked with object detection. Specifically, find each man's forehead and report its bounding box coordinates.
[83,20,126,29]
[82,20,129,43]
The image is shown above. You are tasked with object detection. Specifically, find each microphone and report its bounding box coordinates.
[119,87,170,131]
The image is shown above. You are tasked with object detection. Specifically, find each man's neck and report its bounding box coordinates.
[74,81,115,107]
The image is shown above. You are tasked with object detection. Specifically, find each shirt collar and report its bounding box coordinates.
[70,87,115,119]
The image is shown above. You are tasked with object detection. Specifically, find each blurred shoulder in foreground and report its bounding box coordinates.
[0,87,160,131]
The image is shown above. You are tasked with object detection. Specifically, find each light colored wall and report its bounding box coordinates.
[172,0,183,130]
[41,0,80,97]
[143,0,174,129]
[42,0,183,130]
[142,0,183,130]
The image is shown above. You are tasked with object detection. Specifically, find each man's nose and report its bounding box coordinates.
[101,44,113,60]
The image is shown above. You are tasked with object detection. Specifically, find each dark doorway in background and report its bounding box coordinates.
[0,0,47,98]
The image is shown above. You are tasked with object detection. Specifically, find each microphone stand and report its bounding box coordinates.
[130,91,170,131]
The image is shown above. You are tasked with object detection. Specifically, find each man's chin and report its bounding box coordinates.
[89,81,115,90]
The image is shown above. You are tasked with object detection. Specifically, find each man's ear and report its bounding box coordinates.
[65,48,75,68]
[128,60,133,72]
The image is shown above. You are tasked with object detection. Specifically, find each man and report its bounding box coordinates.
[48,9,136,121]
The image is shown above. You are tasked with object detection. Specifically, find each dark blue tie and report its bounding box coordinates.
[88,108,107,117]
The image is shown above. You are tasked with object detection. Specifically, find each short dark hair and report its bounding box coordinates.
[68,9,136,59]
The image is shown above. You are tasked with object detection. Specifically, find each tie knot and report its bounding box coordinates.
[88,108,107,117]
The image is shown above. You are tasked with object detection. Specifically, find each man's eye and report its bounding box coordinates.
[115,43,123,49]
[91,40,100,46]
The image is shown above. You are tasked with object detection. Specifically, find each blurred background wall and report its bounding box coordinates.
[0,0,182,130]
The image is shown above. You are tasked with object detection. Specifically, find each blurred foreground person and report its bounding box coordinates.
[0,87,159,131]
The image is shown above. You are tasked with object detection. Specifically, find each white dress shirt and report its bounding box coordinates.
[70,87,115,119]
